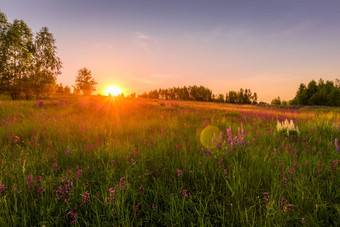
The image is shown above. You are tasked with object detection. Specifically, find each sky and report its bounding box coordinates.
[1,0,340,102]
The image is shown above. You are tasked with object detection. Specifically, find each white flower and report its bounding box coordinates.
[277,119,299,136]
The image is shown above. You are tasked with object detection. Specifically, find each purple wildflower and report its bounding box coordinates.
[176,169,183,177]
[182,189,189,199]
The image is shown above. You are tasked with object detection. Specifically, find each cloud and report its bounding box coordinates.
[133,32,160,50]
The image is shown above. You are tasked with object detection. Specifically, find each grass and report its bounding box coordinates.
[0,96,339,226]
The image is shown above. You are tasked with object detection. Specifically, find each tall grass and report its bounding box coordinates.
[0,97,339,226]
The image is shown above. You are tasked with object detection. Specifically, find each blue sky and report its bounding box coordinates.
[1,0,340,101]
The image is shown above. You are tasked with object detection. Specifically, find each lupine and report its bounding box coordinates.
[277,119,300,136]
[335,138,339,153]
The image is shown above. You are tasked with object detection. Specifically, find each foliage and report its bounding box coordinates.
[55,83,71,95]
[140,86,258,104]
[74,67,97,95]
[291,79,340,106]
[271,96,281,105]
[225,88,257,104]
[0,12,61,99]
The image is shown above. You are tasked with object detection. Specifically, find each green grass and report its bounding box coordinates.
[0,96,339,226]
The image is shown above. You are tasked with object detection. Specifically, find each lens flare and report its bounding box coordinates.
[200,126,221,149]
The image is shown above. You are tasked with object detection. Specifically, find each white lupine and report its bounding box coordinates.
[277,119,300,136]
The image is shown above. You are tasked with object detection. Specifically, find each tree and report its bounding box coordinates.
[217,94,224,103]
[271,96,281,105]
[0,12,61,99]
[227,91,237,103]
[0,17,33,99]
[291,79,340,106]
[252,92,258,104]
[64,85,71,95]
[29,27,62,98]
[74,67,97,95]
[72,85,80,95]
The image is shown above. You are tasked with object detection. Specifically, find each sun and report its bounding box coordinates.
[104,86,122,96]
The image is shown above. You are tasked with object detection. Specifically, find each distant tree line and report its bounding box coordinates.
[138,86,258,104]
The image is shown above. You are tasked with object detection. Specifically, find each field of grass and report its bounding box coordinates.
[0,97,339,226]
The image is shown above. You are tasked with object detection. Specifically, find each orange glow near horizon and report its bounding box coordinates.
[104,86,123,96]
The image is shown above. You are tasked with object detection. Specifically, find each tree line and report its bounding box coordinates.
[138,86,258,104]
[271,79,340,106]
[291,79,340,106]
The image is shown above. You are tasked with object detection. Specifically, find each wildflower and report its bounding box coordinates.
[273,149,278,158]
[116,177,126,190]
[0,184,6,195]
[152,204,157,211]
[277,119,300,136]
[335,138,339,153]
[106,188,117,204]
[36,99,44,107]
[223,169,228,178]
[288,168,295,175]
[54,178,73,203]
[65,146,71,155]
[52,162,58,171]
[182,189,189,199]
[81,191,91,205]
[176,169,183,177]
[139,185,145,193]
[330,160,338,172]
[280,196,294,212]
[135,203,141,216]
[280,177,289,189]
[301,218,310,226]
[13,184,17,191]
[67,208,78,225]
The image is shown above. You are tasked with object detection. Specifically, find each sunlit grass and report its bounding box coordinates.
[0,97,339,226]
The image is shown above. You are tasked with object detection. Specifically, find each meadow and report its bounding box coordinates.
[0,97,339,226]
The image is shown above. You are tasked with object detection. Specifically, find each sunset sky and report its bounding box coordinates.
[2,0,340,102]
